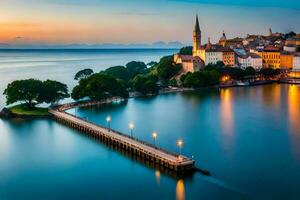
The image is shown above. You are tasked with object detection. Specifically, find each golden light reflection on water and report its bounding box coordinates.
[176,179,185,200]
[261,84,282,111]
[287,85,300,161]
[288,85,300,135]
[220,89,234,135]
[155,170,160,187]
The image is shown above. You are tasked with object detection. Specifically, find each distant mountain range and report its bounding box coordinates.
[0,41,188,49]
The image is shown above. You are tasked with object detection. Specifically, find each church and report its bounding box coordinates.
[174,15,204,73]
[174,15,236,74]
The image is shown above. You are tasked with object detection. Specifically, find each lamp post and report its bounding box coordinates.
[129,123,134,137]
[177,139,183,156]
[152,131,158,146]
[106,116,111,131]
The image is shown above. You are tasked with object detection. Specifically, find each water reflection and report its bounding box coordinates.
[155,170,161,187]
[176,179,185,200]
[261,84,281,110]
[288,85,300,135]
[220,89,234,135]
[287,85,300,161]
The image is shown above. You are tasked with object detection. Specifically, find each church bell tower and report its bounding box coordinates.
[193,15,201,56]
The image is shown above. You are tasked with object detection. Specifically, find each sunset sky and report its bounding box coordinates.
[0,0,300,46]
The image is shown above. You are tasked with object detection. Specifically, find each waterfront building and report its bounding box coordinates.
[280,52,294,69]
[285,35,300,47]
[173,54,203,73]
[258,46,281,68]
[293,54,300,71]
[222,48,235,66]
[237,53,262,70]
[205,47,223,65]
[283,45,297,53]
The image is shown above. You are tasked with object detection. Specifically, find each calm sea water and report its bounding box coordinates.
[0,50,300,200]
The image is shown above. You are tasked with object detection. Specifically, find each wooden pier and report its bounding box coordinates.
[49,98,195,172]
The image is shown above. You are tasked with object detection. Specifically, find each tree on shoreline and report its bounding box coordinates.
[130,74,159,95]
[74,68,94,80]
[3,79,69,108]
[155,56,181,80]
[72,73,129,101]
[4,79,43,108]
[39,80,69,105]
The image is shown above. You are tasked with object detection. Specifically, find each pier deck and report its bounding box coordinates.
[49,99,195,172]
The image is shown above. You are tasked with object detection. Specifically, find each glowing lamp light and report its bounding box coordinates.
[152,131,158,139]
[177,139,183,148]
[129,123,134,130]
[129,123,135,137]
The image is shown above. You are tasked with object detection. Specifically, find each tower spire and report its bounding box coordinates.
[193,14,202,56]
[269,27,273,36]
[194,15,200,33]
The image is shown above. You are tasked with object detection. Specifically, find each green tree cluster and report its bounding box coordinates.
[102,61,147,82]
[71,73,128,101]
[180,70,220,88]
[205,64,257,80]
[155,56,181,80]
[130,75,159,95]
[179,46,193,55]
[259,68,281,78]
[4,79,69,108]
[74,68,94,80]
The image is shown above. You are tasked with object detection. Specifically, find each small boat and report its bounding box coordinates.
[236,81,250,87]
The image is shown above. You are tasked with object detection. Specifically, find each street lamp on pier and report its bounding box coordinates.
[106,116,111,131]
[152,131,158,146]
[129,123,135,137]
[177,139,184,157]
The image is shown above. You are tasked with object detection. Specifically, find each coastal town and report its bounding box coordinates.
[174,15,300,82]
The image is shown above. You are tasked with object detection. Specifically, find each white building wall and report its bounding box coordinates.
[238,57,251,69]
[251,58,263,70]
[205,52,223,65]
[293,56,300,71]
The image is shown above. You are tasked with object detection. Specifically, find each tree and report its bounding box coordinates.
[219,67,245,80]
[259,68,278,79]
[103,66,130,81]
[179,46,193,55]
[71,73,129,101]
[3,79,70,108]
[125,61,147,78]
[74,68,94,80]
[245,66,256,77]
[156,56,181,80]
[131,75,158,95]
[216,61,225,68]
[147,61,158,68]
[39,80,69,105]
[3,79,44,108]
[169,79,178,87]
[181,70,220,88]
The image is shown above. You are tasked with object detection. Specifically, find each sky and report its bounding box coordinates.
[0,0,299,46]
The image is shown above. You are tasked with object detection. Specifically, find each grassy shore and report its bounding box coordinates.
[9,104,50,116]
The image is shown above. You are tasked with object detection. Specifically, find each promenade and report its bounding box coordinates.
[49,98,195,172]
